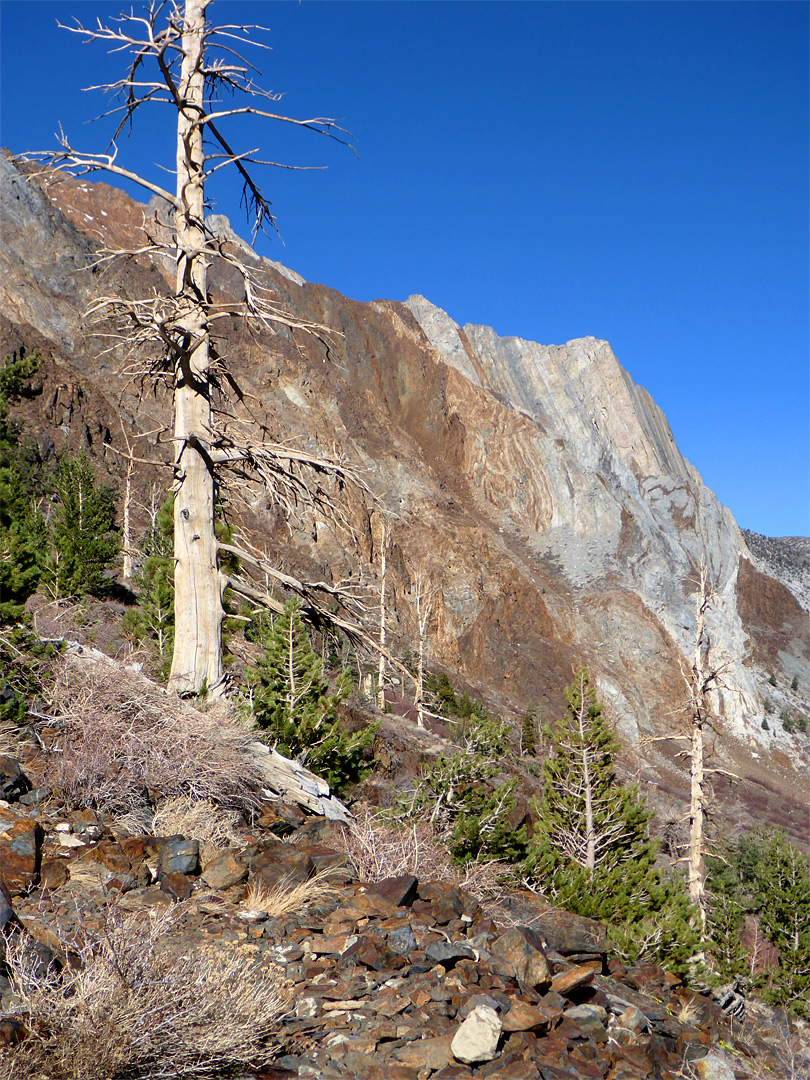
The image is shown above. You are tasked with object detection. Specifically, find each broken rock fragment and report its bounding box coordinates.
[451,1004,502,1064]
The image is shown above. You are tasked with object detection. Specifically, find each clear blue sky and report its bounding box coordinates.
[1,1,807,537]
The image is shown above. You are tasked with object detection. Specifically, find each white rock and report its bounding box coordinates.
[694,1051,737,1080]
[57,833,85,848]
[451,1004,502,1064]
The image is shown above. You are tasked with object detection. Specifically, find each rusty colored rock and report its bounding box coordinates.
[488,927,551,990]
[550,962,599,996]
[368,874,419,907]
[391,1031,456,1070]
[0,811,43,894]
[201,850,248,889]
[250,843,314,887]
[39,858,69,891]
[501,1000,557,1032]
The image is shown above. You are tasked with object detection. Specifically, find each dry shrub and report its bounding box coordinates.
[241,869,343,919]
[37,660,262,815]
[0,904,289,1080]
[150,796,243,862]
[335,803,509,911]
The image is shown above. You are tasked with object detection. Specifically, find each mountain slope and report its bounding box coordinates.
[1,150,807,840]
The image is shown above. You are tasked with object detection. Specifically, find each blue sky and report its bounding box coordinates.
[1,1,807,537]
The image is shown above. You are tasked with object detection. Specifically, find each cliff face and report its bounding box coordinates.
[1,151,807,837]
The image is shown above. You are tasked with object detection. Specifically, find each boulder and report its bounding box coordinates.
[201,850,248,890]
[451,1005,502,1064]
[0,809,43,894]
[487,927,551,989]
[0,757,31,803]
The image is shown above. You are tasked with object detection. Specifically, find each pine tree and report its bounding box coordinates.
[121,498,175,678]
[528,670,653,875]
[707,829,810,1016]
[526,669,699,972]
[402,712,526,865]
[520,709,538,756]
[0,349,58,720]
[0,350,47,622]
[48,453,119,599]
[248,599,377,793]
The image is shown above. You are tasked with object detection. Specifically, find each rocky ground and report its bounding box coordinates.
[0,677,807,1080]
[741,531,810,615]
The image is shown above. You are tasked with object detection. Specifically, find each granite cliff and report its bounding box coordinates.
[0,150,807,839]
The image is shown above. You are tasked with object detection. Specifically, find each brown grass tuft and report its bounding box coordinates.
[150,797,244,863]
[241,869,342,919]
[0,722,21,759]
[0,903,289,1080]
[35,660,263,816]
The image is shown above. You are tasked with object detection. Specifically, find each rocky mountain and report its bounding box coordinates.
[0,148,807,841]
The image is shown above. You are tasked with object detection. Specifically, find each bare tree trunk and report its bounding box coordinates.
[168,0,224,696]
[412,572,435,729]
[688,709,706,923]
[122,448,135,582]
[33,1,359,696]
[573,674,597,874]
[376,526,388,710]
[687,566,712,929]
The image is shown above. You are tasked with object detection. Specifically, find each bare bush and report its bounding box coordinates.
[335,804,509,909]
[0,904,289,1080]
[36,661,263,815]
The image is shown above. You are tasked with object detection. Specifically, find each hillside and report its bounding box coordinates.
[2,147,810,1079]
[1,149,807,841]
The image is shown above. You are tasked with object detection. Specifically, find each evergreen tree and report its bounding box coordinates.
[248,598,377,793]
[122,499,175,678]
[707,829,810,1017]
[0,350,47,622]
[401,712,526,865]
[48,453,119,599]
[0,349,58,721]
[526,669,699,972]
[520,709,538,756]
[528,670,653,875]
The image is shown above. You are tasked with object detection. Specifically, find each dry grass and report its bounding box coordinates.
[674,996,702,1026]
[0,903,289,1080]
[35,661,263,816]
[150,797,244,862]
[675,1008,810,1080]
[241,869,343,919]
[334,803,509,911]
[0,722,21,759]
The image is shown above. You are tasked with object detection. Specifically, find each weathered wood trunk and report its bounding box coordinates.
[687,568,710,929]
[688,710,706,925]
[573,676,597,875]
[377,529,387,710]
[168,0,225,696]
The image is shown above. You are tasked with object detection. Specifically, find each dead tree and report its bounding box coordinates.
[411,571,437,729]
[682,565,735,930]
[374,520,389,710]
[29,0,356,695]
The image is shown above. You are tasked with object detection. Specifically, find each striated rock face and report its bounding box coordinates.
[0,151,807,837]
